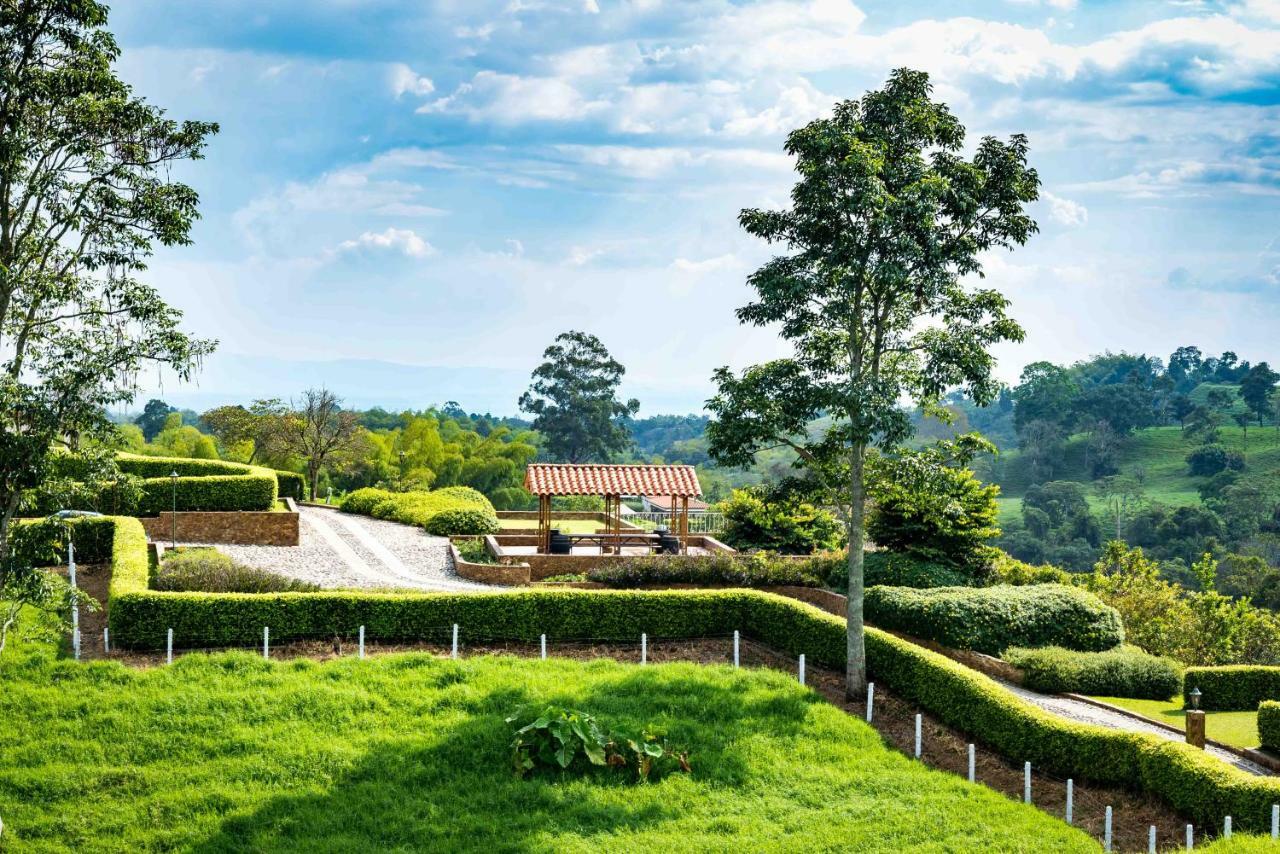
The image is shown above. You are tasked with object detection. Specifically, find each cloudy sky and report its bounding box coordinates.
[114,0,1280,415]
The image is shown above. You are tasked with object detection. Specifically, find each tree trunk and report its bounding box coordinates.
[845,444,867,698]
[308,462,320,507]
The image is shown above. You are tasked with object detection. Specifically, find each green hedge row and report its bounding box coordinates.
[1003,645,1183,700]
[1259,702,1280,753]
[116,455,256,478]
[136,474,277,515]
[100,516,1280,831]
[588,552,829,589]
[340,486,499,535]
[864,584,1124,655]
[1183,667,1280,712]
[273,470,306,501]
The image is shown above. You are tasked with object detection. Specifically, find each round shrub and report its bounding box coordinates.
[154,549,319,593]
[340,487,395,515]
[430,486,492,508]
[861,551,973,589]
[1004,645,1183,700]
[864,583,1125,655]
[424,507,500,536]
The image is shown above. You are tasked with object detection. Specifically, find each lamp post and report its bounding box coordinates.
[169,470,178,549]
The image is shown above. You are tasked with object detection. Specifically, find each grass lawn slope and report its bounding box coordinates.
[0,624,1094,853]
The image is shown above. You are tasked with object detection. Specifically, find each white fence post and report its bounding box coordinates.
[451,624,459,659]
[641,632,647,665]
[103,627,109,654]
[913,714,922,759]
[1104,806,1113,853]
[166,628,173,665]
[1186,823,1194,850]
[798,654,805,685]
[73,630,80,662]
[733,630,740,667]
[1148,826,1156,854]
[1224,816,1232,839]
[865,682,875,723]
[540,633,547,660]
[263,626,270,660]
[967,744,975,783]
[1023,762,1031,804]
[1273,803,1278,839]
[358,625,365,659]
[1066,779,1073,825]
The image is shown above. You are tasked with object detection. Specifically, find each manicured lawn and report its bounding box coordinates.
[1089,696,1260,749]
[500,518,603,534]
[0,622,1096,853]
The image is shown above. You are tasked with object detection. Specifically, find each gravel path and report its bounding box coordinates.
[193,506,495,592]
[999,680,1271,776]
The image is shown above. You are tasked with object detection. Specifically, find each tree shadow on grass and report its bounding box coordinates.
[188,664,819,853]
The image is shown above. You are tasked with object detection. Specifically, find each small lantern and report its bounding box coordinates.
[1189,687,1202,711]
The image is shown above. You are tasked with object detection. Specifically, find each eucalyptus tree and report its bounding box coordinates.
[0,0,216,648]
[706,69,1039,694]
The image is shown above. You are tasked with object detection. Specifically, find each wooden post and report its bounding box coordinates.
[1186,709,1206,749]
[680,496,689,553]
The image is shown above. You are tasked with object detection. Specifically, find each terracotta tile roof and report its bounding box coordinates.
[642,495,710,511]
[524,464,703,497]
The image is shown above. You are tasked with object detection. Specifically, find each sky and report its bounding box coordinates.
[111,0,1280,416]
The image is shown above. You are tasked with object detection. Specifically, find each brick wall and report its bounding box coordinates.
[140,502,299,546]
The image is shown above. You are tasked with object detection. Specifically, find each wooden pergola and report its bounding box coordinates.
[523,463,704,555]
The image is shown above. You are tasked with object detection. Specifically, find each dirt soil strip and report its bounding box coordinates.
[77,620,1209,853]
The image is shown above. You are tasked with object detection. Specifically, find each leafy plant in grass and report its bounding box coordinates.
[455,538,498,565]
[1004,645,1183,700]
[155,549,318,594]
[508,705,690,782]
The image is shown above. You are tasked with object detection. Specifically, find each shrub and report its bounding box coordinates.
[1259,701,1280,752]
[1183,666,1280,712]
[339,488,395,515]
[859,551,972,589]
[10,516,117,566]
[864,584,1125,655]
[508,705,689,782]
[1004,645,1183,700]
[587,552,828,589]
[155,549,319,594]
[425,508,501,536]
[717,488,844,554]
[1186,444,1245,478]
[274,470,307,501]
[136,473,277,515]
[987,551,1073,586]
[455,538,498,565]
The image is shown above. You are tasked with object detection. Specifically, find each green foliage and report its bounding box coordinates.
[717,488,843,554]
[1183,666,1280,712]
[155,548,319,594]
[519,330,639,463]
[586,552,831,589]
[341,486,499,536]
[987,551,1073,586]
[274,470,307,501]
[1258,701,1280,752]
[455,538,497,565]
[1004,645,1183,700]
[1186,444,1245,477]
[867,438,1001,576]
[507,705,689,782]
[859,551,973,589]
[864,584,1124,655]
[136,473,277,515]
[9,516,117,566]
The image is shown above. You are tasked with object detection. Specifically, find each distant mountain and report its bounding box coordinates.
[128,353,713,417]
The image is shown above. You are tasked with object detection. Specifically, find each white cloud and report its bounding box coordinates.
[557,145,792,179]
[337,228,436,258]
[670,254,742,274]
[1042,191,1088,226]
[566,246,604,265]
[421,71,607,122]
[388,63,434,98]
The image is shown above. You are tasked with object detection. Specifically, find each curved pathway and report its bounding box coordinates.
[201,506,495,592]
[999,679,1270,776]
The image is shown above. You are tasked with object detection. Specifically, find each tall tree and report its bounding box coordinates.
[283,389,361,501]
[0,1,216,648]
[133,399,175,441]
[705,69,1038,695]
[518,331,639,463]
[1239,362,1278,431]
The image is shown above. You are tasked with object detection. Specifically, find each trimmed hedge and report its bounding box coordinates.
[424,508,501,536]
[1183,667,1280,712]
[1004,645,1183,700]
[341,486,499,536]
[864,584,1124,655]
[10,516,117,565]
[136,474,277,515]
[588,552,828,589]
[1259,701,1280,753]
[99,516,1280,831]
[862,551,973,588]
[274,470,306,501]
[116,456,256,478]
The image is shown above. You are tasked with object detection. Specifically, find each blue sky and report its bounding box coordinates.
[115,0,1280,415]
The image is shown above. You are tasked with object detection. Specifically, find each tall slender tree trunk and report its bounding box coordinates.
[308,463,320,507]
[845,444,867,698]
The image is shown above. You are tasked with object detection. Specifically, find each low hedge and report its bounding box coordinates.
[1004,645,1183,700]
[1259,701,1280,753]
[864,584,1124,655]
[273,470,306,501]
[588,552,828,589]
[136,474,277,515]
[1183,667,1280,712]
[341,486,499,536]
[100,515,1280,831]
[862,551,973,589]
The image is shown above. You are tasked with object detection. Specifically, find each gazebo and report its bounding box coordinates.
[523,463,703,555]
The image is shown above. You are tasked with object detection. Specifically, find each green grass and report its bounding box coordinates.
[500,519,603,534]
[0,622,1096,853]
[1087,696,1260,749]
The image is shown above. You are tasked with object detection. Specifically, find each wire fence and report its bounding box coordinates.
[71,623,1280,851]
[624,512,725,534]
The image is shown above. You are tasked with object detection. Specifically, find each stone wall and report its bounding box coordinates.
[497,536,741,580]
[140,499,299,546]
[448,542,531,585]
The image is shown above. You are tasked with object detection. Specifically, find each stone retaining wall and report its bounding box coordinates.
[140,498,299,546]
